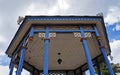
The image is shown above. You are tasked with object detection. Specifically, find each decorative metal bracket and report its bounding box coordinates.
[38,33,56,38]
[38,33,45,38]
[74,32,91,38]
[28,36,33,41]
[42,38,50,42]
[49,33,56,38]
[80,37,87,42]
[96,36,101,40]
[99,46,105,49]
[21,46,28,49]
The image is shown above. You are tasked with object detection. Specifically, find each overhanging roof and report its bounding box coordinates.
[6,16,111,71]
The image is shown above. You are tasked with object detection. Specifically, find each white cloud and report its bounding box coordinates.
[105,6,120,25]
[58,0,69,10]
[0,65,9,75]
[24,2,52,15]
[13,68,30,75]
[110,39,120,64]
[0,65,29,75]
[25,3,43,15]
[21,69,30,75]
[23,0,69,15]
[0,35,7,44]
[0,50,5,55]
[0,35,8,52]
[112,24,120,31]
[115,24,120,31]
[47,0,69,15]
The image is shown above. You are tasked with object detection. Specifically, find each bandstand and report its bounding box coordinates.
[6,16,114,75]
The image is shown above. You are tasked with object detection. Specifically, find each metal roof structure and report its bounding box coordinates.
[6,16,114,75]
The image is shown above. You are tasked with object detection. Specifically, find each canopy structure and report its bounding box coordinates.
[6,16,114,75]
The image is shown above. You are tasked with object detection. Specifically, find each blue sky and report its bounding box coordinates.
[0,0,120,75]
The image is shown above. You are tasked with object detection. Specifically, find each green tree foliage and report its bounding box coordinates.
[96,63,120,75]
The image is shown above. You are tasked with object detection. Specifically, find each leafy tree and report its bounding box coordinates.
[96,63,120,75]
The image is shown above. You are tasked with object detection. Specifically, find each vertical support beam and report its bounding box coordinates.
[29,27,34,41]
[80,26,95,75]
[9,62,14,75]
[43,26,49,75]
[94,26,114,75]
[29,26,34,37]
[101,48,114,75]
[16,48,26,75]
[9,27,31,75]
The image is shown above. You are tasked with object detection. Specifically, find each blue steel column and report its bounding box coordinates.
[9,62,14,75]
[94,26,114,75]
[29,27,34,37]
[80,26,95,75]
[43,26,49,75]
[16,29,28,75]
[16,48,26,75]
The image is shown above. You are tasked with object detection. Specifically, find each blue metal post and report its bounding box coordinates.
[9,63,14,75]
[43,26,49,75]
[29,27,34,37]
[94,26,114,75]
[80,26,95,75]
[16,48,26,75]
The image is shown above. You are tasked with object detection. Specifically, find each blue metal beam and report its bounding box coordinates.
[34,30,45,33]
[43,26,49,75]
[94,26,114,75]
[11,33,29,62]
[9,33,29,75]
[50,30,81,33]
[9,63,14,75]
[101,48,114,75]
[29,26,34,37]
[16,48,26,75]
[34,29,95,33]
[80,26,95,75]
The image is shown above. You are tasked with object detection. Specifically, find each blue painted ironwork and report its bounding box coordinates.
[34,30,45,33]
[94,26,114,75]
[80,26,95,75]
[12,33,29,60]
[16,48,26,75]
[9,63,14,75]
[101,48,115,75]
[12,27,34,75]
[43,26,49,75]
[29,26,34,37]
[9,33,29,75]
[9,26,35,75]
[49,30,95,33]
[27,17,102,22]
[6,16,106,75]
[34,29,95,33]
[15,29,31,75]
